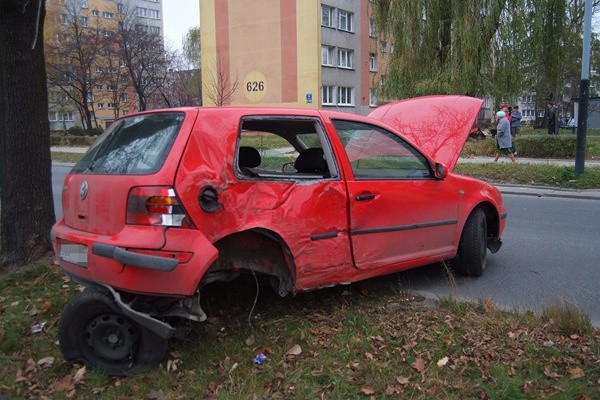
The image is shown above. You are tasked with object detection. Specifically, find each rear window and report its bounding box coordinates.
[71,112,185,175]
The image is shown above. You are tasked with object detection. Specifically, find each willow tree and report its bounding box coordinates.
[372,0,525,100]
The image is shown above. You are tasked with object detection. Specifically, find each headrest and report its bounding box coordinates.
[294,148,327,174]
[239,146,261,168]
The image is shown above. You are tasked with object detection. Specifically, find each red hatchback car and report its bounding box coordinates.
[52,95,506,374]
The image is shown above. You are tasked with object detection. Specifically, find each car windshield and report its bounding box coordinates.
[71,112,185,175]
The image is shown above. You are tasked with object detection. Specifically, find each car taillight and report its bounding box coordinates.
[126,186,195,228]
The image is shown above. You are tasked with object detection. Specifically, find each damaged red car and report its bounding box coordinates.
[52,95,506,374]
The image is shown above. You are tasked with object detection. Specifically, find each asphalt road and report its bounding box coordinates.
[51,165,600,325]
[400,194,600,326]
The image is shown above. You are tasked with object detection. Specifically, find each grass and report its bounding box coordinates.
[455,162,600,189]
[1,260,599,399]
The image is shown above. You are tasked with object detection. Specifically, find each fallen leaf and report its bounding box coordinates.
[73,366,86,384]
[570,334,580,340]
[443,338,453,346]
[40,300,52,313]
[37,357,55,367]
[544,366,561,379]
[167,359,181,372]
[286,344,302,357]
[24,358,36,372]
[365,352,374,360]
[360,387,375,395]
[568,367,585,379]
[411,358,426,373]
[437,356,449,367]
[245,335,255,346]
[396,376,410,385]
[53,375,74,392]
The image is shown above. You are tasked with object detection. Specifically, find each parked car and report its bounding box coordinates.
[52,95,506,375]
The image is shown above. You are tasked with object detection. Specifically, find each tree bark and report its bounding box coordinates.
[0,0,55,266]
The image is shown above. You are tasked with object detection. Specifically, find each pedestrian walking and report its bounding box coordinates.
[547,101,557,135]
[493,111,517,163]
[510,105,522,137]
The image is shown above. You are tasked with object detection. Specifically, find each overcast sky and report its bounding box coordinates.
[162,0,200,52]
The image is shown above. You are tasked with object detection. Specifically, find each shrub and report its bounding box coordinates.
[463,135,579,158]
[50,135,98,147]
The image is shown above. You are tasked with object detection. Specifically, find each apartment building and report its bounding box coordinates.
[200,0,389,115]
[46,0,164,131]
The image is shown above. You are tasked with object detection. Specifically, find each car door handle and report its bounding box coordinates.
[356,193,376,201]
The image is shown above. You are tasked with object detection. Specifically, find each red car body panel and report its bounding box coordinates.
[52,97,505,298]
[368,95,484,172]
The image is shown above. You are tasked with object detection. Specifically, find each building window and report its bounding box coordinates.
[91,10,99,16]
[380,75,386,87]
[338,48,353,69]
[136,7,147,17]
[148,9,159,19]
[95,84,103,90]
[62,112,74,121]
[338,10,354,32]
[118,3,123,13]
[369,17,377,37]
[121,93,128,102]
[86,93,94,102]
[370,89,378,107]
[390,44,395,54]
[82,0,88,8]
[321,5,334,27]
[102,12,114,19]
[97,103,104,109]
[107,85,115,91]
[123,110,129,115]
[149,26,160,35]
[120,76,128,85]
[369,53,377,71]
[322,85,335,105]
[337,86,353,106]
[321,45,334,66]
[48,112,58,121]
[380,41,388,53]
[95,66,103,72]
[108,103,118,109]
[81,16,88,27]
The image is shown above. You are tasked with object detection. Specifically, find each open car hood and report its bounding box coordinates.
[368,95,484,172]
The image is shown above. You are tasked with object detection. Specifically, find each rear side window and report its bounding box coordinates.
[72,112,185,175]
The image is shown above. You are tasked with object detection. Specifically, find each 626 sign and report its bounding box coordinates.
[246,81,265,92]
[243,71,267,102]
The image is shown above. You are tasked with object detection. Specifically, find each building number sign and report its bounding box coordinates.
[244,71,267,102]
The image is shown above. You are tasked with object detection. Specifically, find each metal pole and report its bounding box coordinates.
[576,0,592,175]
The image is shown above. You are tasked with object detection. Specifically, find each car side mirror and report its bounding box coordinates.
[434,163,447,179]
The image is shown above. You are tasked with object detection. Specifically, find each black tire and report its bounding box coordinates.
[58,287,168,376]
[456,208,487,277]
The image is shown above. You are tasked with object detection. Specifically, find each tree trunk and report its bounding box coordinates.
[0,0,56,266]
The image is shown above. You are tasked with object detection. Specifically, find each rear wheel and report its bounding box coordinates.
[58,288,168,376]
[456,208,487,276]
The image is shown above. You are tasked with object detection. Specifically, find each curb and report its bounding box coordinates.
[495,184,600,201]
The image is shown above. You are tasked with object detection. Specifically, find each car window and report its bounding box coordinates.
[72,112,185,175]
[331,119,432,179]
[236,117,336,179]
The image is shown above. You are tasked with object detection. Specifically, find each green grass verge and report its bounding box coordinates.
[0,261,599,399]
[455,162,600,189]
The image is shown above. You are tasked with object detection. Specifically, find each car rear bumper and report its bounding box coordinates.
[51,220,219,297]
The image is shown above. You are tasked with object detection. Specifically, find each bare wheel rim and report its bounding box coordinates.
[84,313,140,363]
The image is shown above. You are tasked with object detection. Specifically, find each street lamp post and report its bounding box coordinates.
[576,0,592,175]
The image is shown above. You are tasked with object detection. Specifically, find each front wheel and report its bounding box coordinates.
[456,208,487,276]
[58,288,168,376]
